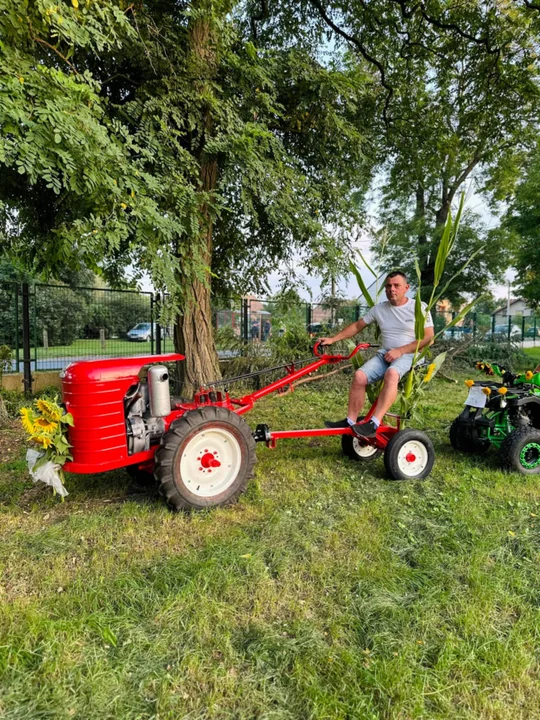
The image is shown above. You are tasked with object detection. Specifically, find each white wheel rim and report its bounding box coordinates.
[352,438,379,458]
[396,440,429,477]
[179,427,242,498]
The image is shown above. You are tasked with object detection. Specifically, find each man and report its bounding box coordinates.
[321,271,434,437]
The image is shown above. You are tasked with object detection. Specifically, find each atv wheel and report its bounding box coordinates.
[500,427,540,475]
[154,407,256,510]
[342,434,381,462]
[383,429,435,481]
[449,418,490,454]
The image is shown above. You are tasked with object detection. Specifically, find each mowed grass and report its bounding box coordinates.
[524,346,540,366]
[1,372,540,719]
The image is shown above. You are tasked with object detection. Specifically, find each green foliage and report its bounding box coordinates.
[504,145,540,308]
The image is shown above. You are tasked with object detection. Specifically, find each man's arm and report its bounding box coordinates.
[384,326,435,362]
[319,318,368,346]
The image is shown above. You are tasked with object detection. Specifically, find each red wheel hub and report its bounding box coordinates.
[405,452,417,463]
[200,452,221,469]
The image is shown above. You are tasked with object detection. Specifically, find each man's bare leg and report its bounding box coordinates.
[371,368,400,423]
[347,370,368,421]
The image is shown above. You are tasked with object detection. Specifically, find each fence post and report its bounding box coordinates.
[155,293,162,355]
[242,298,249,342]
[472,312,477,341]
[354,305,360,322]
[522,316,526,344]
[306,303,312,331]
[534,316,537,345]
[507,314,512,342]
[15,283,20,372]
[22,282,32,396]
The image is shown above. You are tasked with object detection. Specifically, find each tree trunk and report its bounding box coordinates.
[174,2,222,397]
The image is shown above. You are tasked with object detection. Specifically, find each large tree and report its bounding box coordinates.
[504,144,540,308]
[252,0,540,301]
[1,0,372,392]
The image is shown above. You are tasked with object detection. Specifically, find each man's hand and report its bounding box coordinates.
[384,348,403,362]
[318,337,335,347]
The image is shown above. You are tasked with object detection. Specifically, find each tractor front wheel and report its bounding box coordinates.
[500,427,540,474]
[154,407,257,510]
[383,429,435,481]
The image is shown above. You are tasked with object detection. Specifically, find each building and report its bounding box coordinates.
[492,298,533,325]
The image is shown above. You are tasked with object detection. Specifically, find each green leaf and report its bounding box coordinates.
[349,260,374,307]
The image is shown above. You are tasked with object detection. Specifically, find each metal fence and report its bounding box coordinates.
[1,281,539,392]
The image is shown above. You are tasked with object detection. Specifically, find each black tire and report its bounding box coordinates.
[154,407,257,510]
[383,429,435,481]
[500,427,540,475]
[449,418,490,454]
[341,434,382,462]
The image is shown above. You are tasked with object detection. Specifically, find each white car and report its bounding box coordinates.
[127,322,155,341]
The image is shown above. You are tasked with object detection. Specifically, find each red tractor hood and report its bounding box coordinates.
[61,353,184,383]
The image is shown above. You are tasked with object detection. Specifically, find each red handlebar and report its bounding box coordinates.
[313,340,375,361]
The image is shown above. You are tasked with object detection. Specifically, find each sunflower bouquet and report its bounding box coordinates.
[20,398,74,497]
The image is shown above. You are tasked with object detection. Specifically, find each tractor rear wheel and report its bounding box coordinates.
[383,429,435,481]
[500,427,540,474]
[341,434,381,462]
[154,407,256,510]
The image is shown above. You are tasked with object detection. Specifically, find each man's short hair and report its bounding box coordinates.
[385,270,409,284]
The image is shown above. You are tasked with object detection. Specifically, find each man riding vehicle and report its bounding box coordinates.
[321,271,434,437]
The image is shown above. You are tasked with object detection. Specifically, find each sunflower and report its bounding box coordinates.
[20,407,37,435]
[423,363,437,383]
[465,379,474,388]
[35,416,58,433]
[482,387,492,396]
[33,435,53,450]
[35,398,62,422]
[525,370,534,381]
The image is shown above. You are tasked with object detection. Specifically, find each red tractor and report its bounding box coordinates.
[61,343,435,510]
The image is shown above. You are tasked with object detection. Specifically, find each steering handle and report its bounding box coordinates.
[313,340,376,361]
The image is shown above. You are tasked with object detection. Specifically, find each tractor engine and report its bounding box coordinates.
[125,365,171,454]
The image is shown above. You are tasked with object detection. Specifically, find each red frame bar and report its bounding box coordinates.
[229,342,374,415]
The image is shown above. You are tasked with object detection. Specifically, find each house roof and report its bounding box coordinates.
[491,298,529,315]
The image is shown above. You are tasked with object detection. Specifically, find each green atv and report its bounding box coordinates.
[450,362,540,474]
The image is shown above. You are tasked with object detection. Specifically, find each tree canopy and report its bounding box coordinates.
[2,0,540,387]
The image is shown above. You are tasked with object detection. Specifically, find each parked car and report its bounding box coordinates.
[442,328,466,340]
[524,326,540,338]
[484,324,522,341]
[127,322,155,341]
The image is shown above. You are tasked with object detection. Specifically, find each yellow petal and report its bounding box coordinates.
[482,387,491,396]
[498,387,508,395]
[465,380,474,388]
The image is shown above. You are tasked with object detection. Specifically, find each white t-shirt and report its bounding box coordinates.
[362,298,433,350]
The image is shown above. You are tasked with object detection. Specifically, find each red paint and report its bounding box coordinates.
[405,452,416,463]
[62,354,183,474]
[200,452,221,469]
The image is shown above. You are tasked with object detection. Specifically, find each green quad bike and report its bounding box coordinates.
[450,362,540,474]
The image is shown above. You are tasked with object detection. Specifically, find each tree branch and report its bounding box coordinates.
[305,0,394,125]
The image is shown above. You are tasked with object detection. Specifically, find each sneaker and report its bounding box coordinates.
[324,418,350,429]
[352,420,378,438]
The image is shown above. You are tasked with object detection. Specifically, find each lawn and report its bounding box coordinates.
[524,346,540,366]
[1,371,540,719]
